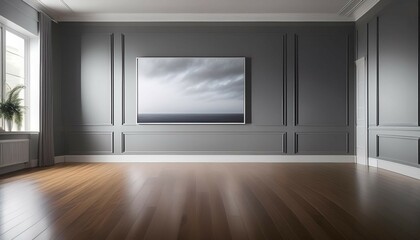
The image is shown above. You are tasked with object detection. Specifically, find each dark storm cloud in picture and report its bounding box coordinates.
[137,57,245,124]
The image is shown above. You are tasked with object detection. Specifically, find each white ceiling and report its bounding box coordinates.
[23,0,381,22]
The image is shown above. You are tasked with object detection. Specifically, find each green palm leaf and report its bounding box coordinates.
[0,85,26,128]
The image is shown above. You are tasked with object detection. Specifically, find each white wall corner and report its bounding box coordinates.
[63,155,356,163]
[55,156,65,164]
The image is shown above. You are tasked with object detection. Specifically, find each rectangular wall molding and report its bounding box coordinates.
[345,34,351,127]
[70,33,115,127]
[66,132,114,154]
[376,134,420,166]
[358,0,419,171]
[376,16,380,127]
[369,126,420,131]
[294,34,299,126]
[376,1,419,127]
[121,33,127,125]
[293,34,350,127]
[249,32,286,126]
[59,23,355,156]
[110,33,115,126]
[282,34,288,126]
[295,132,350,154]
[122,131,287,154]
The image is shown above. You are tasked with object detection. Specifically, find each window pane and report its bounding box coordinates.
[5,30,26,131]
[6,31,25,56]
[5,52,25,78]
[5,74,25,91]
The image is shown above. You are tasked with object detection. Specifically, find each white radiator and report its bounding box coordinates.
[0,139,30,167]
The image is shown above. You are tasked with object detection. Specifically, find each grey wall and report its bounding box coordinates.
[357,0,419,167]
[57,23,354,155]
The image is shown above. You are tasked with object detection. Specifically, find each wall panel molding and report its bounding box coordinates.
[369,126,420,132]
[282,34,288,126]
[59,23,355,156]
[66,131,114,154]
[293,34,350,127]
[294,132,349,154]
[122,131,287,154]
[376,134,420,165]
[71,33,115,127]
[345,34,350,126]
[111,33,115,126]
[360,0,419,170]
[376,0,419,127]
[251,32,286,126]
[294,34,299,126]
[376,16,380,126]
[121,34,127,125]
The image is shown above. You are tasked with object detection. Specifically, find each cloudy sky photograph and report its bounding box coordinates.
[137,57,245,115]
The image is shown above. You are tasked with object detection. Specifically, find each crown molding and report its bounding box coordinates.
[339,0,364,16]
[351,0,381,20]
[22,0,382,23]
[57,13,353,22]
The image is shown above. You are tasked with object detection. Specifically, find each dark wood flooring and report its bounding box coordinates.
[1,163,420,239]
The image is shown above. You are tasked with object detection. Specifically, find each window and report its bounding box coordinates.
[0,25,39,132]
[5,30,27,130]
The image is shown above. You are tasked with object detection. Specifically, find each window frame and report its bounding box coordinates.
[0,24,31,131]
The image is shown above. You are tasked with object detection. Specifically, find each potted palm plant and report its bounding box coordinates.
[0,85,25,131]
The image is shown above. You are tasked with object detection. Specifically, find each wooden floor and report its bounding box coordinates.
[1,163,420,240]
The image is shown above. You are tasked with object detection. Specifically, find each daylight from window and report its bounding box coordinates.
[0,27,39,132]
[5,30,26,131]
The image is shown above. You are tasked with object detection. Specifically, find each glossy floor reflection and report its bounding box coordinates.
[1,163,420,239]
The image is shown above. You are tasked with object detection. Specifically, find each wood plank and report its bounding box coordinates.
[0,163,419,239]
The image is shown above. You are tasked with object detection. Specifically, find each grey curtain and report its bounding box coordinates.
[38,13,55,167]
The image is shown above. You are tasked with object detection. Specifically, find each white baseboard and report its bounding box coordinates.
[357,158,368,165]
[369,157,420,180]
[368,157,378,167]
[62,155,356,163]
[54,156,65,164]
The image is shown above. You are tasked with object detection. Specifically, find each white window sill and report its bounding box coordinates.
[0,131,39,135]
